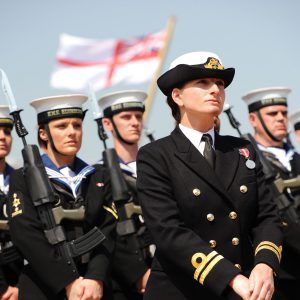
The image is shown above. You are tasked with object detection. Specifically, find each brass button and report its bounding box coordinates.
[207,213,215,222]
[229,211,237,220]
[232,237,240,246]
[240,185,248,193]
[234,264,241,270]
[193,188,201,196]
[209,240,217,248]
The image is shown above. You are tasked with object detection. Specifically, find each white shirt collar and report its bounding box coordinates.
[179,124,215,155]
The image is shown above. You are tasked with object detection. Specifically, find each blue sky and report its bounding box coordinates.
[1,0,300,165]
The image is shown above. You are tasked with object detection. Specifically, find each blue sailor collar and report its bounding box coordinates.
[118,158,136,178]
[0,163,14,194]
[42,154,95,197]
[4,163,14,182]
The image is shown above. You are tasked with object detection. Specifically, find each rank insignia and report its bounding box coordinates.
[239,148,256,169]
[103,201,118,219]
[204,57,224,70]
[191,251,224,285]
[11,192,23,218]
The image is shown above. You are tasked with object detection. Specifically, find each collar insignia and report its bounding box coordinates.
[11,192,23,218]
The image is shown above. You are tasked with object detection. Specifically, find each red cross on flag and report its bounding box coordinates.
[50,30,167,92]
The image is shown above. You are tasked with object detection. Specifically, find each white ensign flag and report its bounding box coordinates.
[50,30,166,91]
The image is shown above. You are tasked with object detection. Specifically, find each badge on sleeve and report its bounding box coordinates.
[11,192,23,218]
[239,148,256,169]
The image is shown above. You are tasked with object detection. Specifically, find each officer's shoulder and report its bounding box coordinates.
[219,134,257,158]
[219,134,251,148]
[139,135,171,155]
[140,135,172,150]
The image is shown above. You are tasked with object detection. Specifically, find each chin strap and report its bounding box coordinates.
[111,118,135,146]
[45,124,69,156]
[256,111,282,143]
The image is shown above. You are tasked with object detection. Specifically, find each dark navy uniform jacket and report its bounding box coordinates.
[137,127,283,300]
[0,164,23,294]
[258,143,300,288]
[7,155,116,299]
[95,158,150,300]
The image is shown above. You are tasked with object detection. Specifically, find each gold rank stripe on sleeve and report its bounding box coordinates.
[103,205,118,219]
[191,251,224,285]
[255,241,282,262]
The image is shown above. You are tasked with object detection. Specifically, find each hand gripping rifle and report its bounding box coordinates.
[1,70,105,275]
[90,91,146,262]
[223,104,300,224]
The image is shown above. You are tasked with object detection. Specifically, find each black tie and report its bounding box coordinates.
[202,134,216,169]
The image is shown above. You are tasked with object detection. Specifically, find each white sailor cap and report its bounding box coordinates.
[157,51,235,95]
[289,109,300,131]
[30,94,88,124]
[242,87,291,113]
[0,105,14,128]
[98,90,147,118]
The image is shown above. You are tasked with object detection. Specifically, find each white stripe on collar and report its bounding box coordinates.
[45,165,94,197]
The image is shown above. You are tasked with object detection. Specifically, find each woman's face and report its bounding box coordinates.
[172,77,225,117]
[40,118,83,157]
[0,126,12,159]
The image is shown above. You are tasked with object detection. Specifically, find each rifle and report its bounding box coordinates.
[1,69,105,275]
[102,148,145,260]
[223,104,300,224]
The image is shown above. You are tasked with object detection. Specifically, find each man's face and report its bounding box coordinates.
[250,105,288,143]
[0,127,12,159]
[105,111,143,144]
[40,118,83,156]
[172,77,225,117]
[103,110,143,144]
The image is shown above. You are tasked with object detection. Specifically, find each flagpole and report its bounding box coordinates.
[143,16,176,122]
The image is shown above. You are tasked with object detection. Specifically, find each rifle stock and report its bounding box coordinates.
[52,206,85,225]
[274,176,300,194]
[124,202,142,219]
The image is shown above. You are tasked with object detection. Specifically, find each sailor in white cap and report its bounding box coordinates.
[99,90,146,168]
[8,95,116,299]
[96,90,151,300]
[243,87,300,299]
[242,87,296,172]
[137,51,282,300]
[0,105,23,300]
[0,105,14,194]
[289,109,300,142]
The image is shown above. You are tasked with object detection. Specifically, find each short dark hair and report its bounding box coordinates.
[165,82,186,124]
